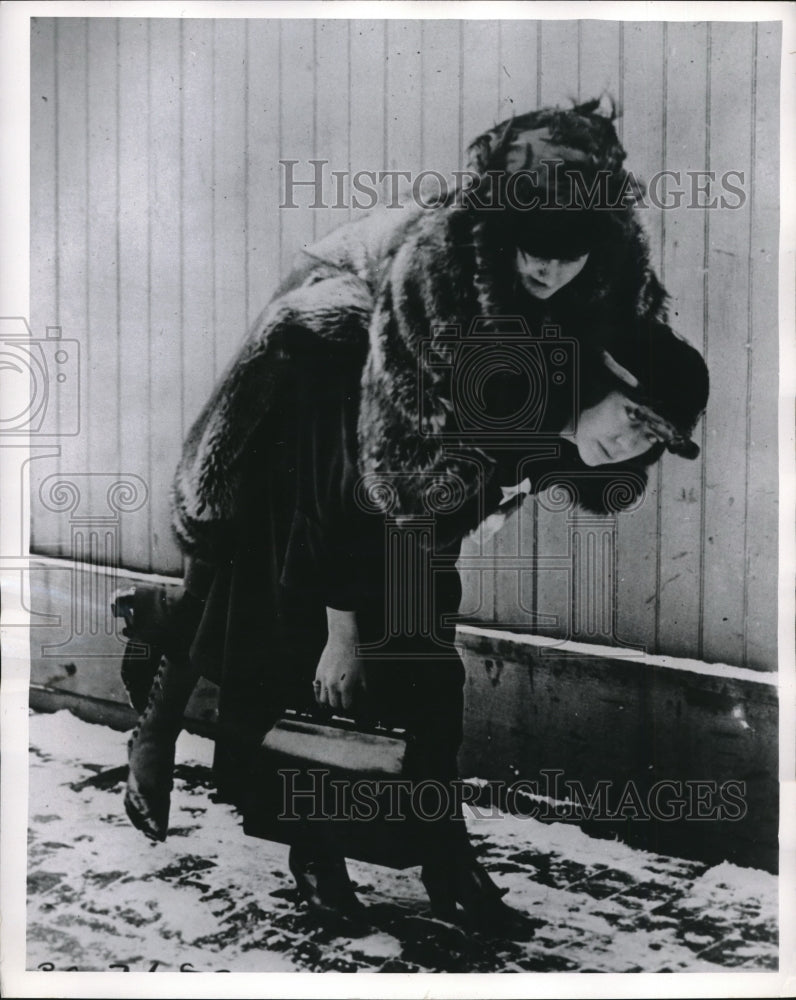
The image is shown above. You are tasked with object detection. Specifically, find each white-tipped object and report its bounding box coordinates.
[601,349,640,387]
[596,91,619,119]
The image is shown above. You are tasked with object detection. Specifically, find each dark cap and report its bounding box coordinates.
[600,320,710,459]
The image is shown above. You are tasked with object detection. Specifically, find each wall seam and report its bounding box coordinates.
[697,23,712,660]
[383,20,389,175]
[743,23,759,668]
[311,20,317,243]
[618,22,624,144]
[114,20,121,479]
[244,18,251,327]
[145,20,153,570]
[346,20,352,221]
[654,22,669,654]
[178,20,185,446]
[536,23,542,105]
[277,21,283,280]
[211,21,217,377]
[84,20,91,511]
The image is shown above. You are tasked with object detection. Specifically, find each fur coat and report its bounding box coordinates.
[171,199,668,560]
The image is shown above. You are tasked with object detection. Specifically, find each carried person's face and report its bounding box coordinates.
[516,250,589,299]
[570,391,662,466]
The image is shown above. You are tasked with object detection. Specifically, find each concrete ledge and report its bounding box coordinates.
[25,556,779,872]
[456,624,779,686]
[25,556,218,724]
[456,625,778,873]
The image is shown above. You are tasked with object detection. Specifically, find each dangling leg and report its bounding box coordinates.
[124,647,202,840]
[116,559,213,841]
[113,582,180,715]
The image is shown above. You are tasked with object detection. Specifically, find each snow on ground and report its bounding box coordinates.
[25,710,778,973]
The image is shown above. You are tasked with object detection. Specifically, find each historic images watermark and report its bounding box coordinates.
[280,159,748,211]
[278,769,748,824]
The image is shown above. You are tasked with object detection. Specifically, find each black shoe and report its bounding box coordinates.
[421,854,540,941]
[288,845,368,926]
[124,650,202,842]
[124,754,171,843]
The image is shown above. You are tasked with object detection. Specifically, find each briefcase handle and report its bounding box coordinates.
[282,706,408,740]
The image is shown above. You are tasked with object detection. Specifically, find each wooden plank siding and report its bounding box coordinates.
[29,17,781,671]
[656,21,710,661]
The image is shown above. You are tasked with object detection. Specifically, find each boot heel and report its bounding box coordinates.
[422,854,540,941]
[124,778,170,842]
[421,865,459,922]
[125,654,199,842]
[288,845,366,922]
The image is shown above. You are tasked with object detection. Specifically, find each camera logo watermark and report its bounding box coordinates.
[0,317,80,436]
[418,318,578,443]
[353,314,649,653]
[0,317,149,657]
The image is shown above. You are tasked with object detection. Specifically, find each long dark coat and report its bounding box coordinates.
[170,198,668,833]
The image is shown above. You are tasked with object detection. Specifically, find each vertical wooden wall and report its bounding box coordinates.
[29,17,780,671]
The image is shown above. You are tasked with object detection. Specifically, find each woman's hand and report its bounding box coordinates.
[313,608,367,713]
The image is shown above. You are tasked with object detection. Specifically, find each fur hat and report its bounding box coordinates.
[457,97,650,327]
[463,95,633,257]
[466,94,626,173]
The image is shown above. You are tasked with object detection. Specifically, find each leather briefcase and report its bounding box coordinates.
[246,710,425,869]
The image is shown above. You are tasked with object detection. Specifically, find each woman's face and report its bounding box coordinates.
[516,249,589,299]
[570,391,662,466]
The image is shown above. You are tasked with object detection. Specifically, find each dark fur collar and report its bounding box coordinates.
[172,204,668,556]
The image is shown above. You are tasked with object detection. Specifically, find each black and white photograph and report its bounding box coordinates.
[1,1,794,995]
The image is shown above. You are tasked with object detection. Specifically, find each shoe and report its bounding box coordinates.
[288,844,367,925]
[421,849,539,941]
[125,735,172,842]
[124,652,200,842]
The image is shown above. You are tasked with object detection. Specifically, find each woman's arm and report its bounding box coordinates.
[313,607,367,712]
[277,347,382,712]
